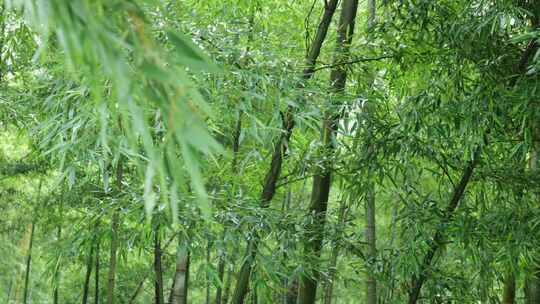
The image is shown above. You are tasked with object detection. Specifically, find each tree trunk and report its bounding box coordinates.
[154,225,164,304]
[83,238,95,304]
[407,148,481,304]
[281,187,297,304]
[106,210,120,304]
[303,0,339,79]
[365,2,377,304]
[106,162,123,304]
[23,222,35,304]
[54,224,62,304]
[170,242,190,304]
[365,185,377,304]
[95,236,100,304]
[230,2,339,303]
[298,1,359,303]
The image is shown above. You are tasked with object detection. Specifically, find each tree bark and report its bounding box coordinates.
[83,238,95,304]
[154,225,164,304]
[170,242,190,304]
[298,0,359,303]
[407,148,481,304]
[230,2,339,303]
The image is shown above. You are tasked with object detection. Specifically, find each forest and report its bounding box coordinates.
[2,0,540,303]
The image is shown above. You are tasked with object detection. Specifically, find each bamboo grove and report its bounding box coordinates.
[2,0,540,303]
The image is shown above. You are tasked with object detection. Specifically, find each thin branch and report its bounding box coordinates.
[312,55,393,72]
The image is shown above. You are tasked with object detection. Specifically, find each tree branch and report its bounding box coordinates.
[312,55,393,72]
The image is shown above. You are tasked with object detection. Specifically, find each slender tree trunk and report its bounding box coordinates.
[106,210,120,304]
[106,162,123,304]
[365,2,377,303]
[298,1,359,303]
[14,226,30,303]
[230,2,339,303]
[95,236,100,304]
[124,232,176,304]
[154,224,164,304]
[365,186,377,304]
[83,238,96,304]
[303,0,339,79]
[407,148,481,304]
[281,187,297,304]
[170,242,190,304]
[23,222,35,304]
[131,232,177,304]
[54,221,62,304]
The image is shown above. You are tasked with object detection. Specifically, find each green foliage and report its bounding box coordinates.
[2,0,540,303]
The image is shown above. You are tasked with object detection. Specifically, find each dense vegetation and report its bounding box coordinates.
[2,0,540,303]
